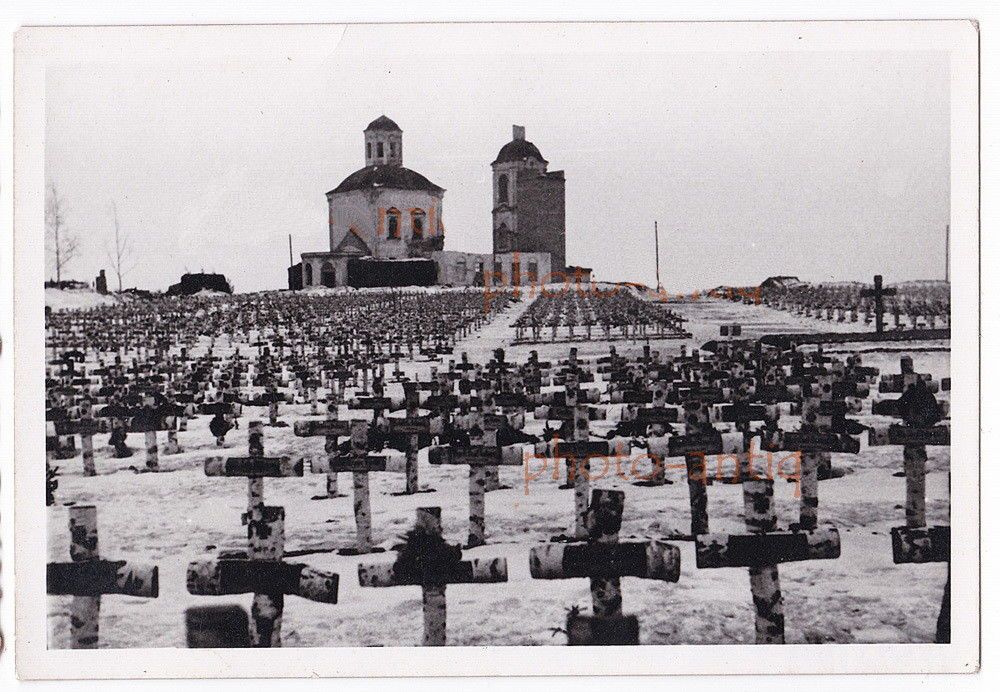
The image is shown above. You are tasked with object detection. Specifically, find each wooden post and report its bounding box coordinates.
[248,503,284,646]
[79,400,96,476]
[324,401,343,498]
[744,479,784,643]
[569,383,589,540]
[69,506,100,648]
[417,509,447,646]
[143,396,159,472]
[683,398,711,536]
[404,382,421,494]
[349,420,374,553]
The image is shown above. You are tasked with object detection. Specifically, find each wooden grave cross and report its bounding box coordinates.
[129,394,179,472]
[674,387,724,536]
[54,398,101,477]
[195,421,337,647]
[530,489,680,645]
[461,366,509,491]
[293,400,349,499]
[532,373,628,540]
[752,356,866,531]
[386,381,436,495]
[357,507,508,646]
[860,274,897,334]
[428,411,525,547]
[624,376,681,487]
[47,505,159,648]
[187,504,339,647]
[695,459,840,644]
[868,355,950,642]
[304,418,406,554]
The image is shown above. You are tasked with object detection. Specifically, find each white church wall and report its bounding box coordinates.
[327,189,375,254]
[328,188,444,260]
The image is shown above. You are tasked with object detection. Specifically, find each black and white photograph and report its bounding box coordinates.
[7,15,982,680]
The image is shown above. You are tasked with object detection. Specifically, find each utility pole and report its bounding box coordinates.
[654,220,662,293]
[945,224,949,282]
[288,234,293,267]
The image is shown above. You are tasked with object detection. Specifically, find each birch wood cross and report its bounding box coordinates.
[868,355,950,642]
[530,489,680,645]
[531,369,621,540]
[47,505,159,648]
[128,394,179,472]
[695,468,840,644]
[357,507,508,646]
[305,418,406,554]
[293,400,350,499]
[193,421,335,646]
[187,504,339,647]
[54,398,101,476]
[386,381,436,495]
[428,411,527,547]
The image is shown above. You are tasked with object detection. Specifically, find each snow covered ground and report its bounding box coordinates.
[46,292,950,647]
[45,287,119,312]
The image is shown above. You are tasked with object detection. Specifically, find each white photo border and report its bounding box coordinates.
[12,19,980,679]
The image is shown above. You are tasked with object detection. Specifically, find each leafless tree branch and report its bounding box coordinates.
[104,200,135,292]
[46,183,81,283]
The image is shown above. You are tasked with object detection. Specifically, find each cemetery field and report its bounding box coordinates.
[46,290,950,647]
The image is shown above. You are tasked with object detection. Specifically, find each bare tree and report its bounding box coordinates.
[45,182,80,283]
[104,201,135,292]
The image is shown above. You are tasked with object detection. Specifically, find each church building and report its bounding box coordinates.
[299,116,445,288]
[295,117,565,289]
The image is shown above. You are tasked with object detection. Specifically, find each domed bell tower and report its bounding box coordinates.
[492,125,550,257]
[364,115,403,167]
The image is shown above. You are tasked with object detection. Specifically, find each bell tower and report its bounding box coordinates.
[364,115,403,167]
[491,125,565,272]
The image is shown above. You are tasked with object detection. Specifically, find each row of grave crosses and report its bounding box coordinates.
[508,336,946,644]
[47,334,950,646]
[759,274,950,333]
[42,289,518,490]
[43,331,456,480]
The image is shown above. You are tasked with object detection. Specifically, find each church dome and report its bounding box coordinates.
[328,165,444,195]
[492,138,547,165]
[365,115,402,132]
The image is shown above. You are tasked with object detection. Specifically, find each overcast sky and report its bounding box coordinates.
[44,24,950,293]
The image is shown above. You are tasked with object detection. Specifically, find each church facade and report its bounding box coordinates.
[300,116,445,288]
[296,117,561,289]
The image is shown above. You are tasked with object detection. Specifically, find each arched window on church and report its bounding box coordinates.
[304,263,313,286]
[497,174,509,204]
[411,209,425,240]
[385,208,401,240]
